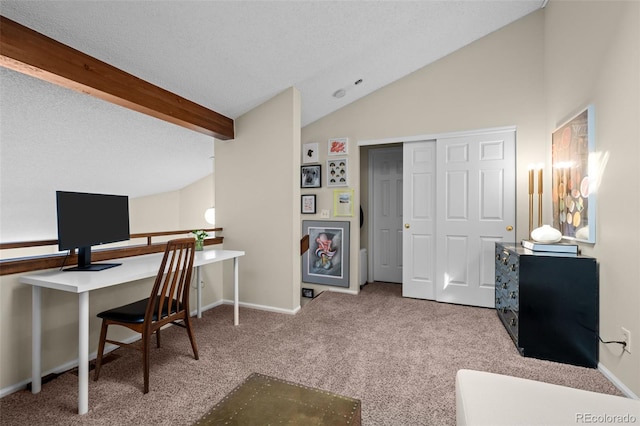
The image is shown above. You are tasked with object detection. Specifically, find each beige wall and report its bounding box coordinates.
[129,173,214,234]
[130,190,181,234]
[544,0,639,396]
[216,87,302,311]
[303,2,640,396]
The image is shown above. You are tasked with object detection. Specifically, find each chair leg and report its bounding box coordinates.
[156,327,161,348]
[184,315,199,360]
[94,320,108,381]
[142,331,150,394]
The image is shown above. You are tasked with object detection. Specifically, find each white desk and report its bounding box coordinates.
[19,248,245,415]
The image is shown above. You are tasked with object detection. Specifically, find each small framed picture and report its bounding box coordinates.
[301,165,321,188]
[302,142,319,164]
[327,158,348,187]
[328,137,348,155]
[333,189,354,217]
[301,194,316,214]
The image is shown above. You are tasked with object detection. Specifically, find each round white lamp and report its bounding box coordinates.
[204,207,215,225]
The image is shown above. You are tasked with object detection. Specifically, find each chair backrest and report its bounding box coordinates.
[145,238,196,328]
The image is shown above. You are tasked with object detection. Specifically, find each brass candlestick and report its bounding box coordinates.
[528,167,534,238]
[537,166,543,228]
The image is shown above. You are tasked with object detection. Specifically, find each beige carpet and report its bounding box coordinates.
[0,282,622,425]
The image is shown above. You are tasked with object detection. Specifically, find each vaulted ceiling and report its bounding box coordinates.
[0,0,544,241]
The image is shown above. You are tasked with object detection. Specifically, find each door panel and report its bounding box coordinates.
[402,141,436,299]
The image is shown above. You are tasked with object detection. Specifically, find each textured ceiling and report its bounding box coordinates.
[0,0,543,241]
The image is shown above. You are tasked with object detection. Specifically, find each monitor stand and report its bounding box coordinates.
[63,246,122,271]
[64,263,121,272]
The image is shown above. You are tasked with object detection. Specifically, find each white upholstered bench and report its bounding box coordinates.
[455,369,640,426]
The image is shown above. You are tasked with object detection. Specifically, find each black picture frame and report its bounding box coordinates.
[301,165,321,188]
[301,194,316,214]
[302,220,350,287]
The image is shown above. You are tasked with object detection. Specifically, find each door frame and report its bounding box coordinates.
[361,126,517,289]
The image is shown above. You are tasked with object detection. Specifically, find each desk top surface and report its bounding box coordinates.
[20,248,245,293]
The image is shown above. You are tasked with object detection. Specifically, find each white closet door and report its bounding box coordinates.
[435,130,516,307]
[402,140,437,299]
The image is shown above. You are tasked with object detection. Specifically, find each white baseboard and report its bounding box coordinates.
[326,287,359,296]
[598,362,639,400]
[192,299,224,316]
[221,299,300,315]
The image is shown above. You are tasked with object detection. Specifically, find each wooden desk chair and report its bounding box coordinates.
[94,238,199,393]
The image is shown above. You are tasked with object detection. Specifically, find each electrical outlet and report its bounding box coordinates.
[622,327,631,353]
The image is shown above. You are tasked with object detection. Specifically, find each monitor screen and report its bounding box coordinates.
[56,191,130,270]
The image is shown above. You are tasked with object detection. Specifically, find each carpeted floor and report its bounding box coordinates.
[0,282,622,425]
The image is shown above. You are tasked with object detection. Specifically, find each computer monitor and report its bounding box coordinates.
[56,190,130,271]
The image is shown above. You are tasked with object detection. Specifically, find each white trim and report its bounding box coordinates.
[327,287,359,296]
[598,362,640,400]
[222,299,300,315]
[195,299,224,316]
[358,125,517,147]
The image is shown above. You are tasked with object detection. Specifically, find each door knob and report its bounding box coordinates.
[404,223,410,229]
[506,225,513,231]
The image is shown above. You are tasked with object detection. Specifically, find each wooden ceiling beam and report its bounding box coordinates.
[0,16,234,140]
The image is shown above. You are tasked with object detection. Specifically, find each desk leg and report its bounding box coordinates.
[234,257,239,326]
[78,292,89,415]
[31,286,41,394]
[196,266,202,319]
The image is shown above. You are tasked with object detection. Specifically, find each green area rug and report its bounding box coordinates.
[194,373,361,425]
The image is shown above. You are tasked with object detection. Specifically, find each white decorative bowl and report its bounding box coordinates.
[530,225,562,243]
